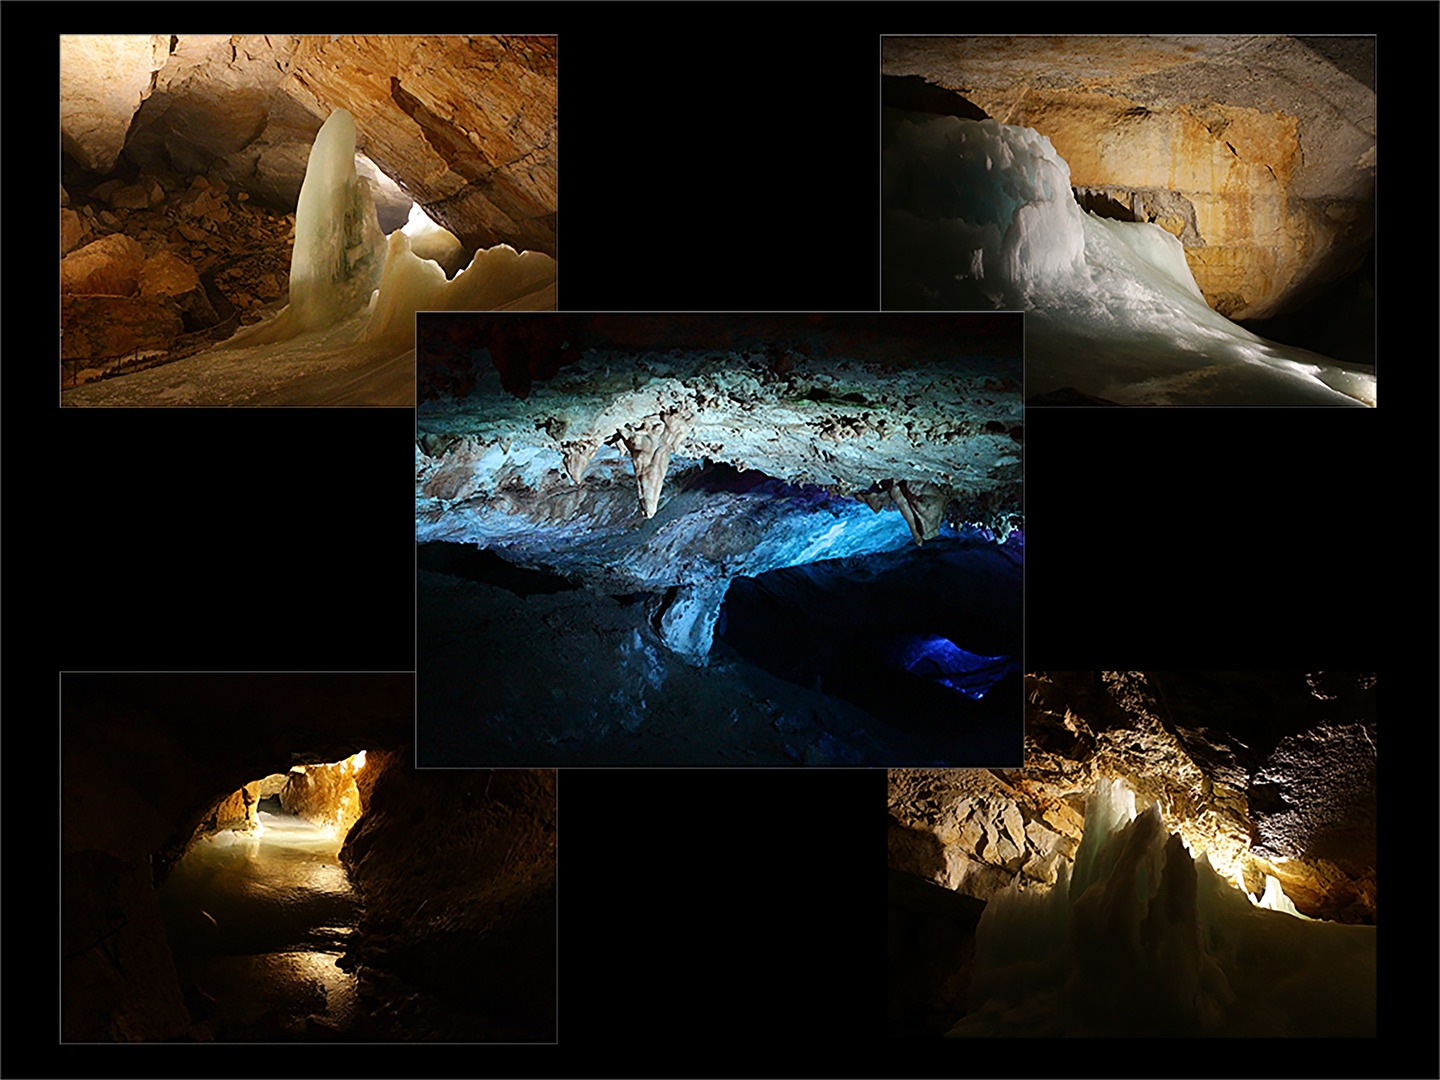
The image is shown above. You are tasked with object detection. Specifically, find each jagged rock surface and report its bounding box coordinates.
[417,343,1024,612]
[889,671,1376,923]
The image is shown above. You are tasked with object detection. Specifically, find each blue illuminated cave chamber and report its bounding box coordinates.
[716,531,1022,765]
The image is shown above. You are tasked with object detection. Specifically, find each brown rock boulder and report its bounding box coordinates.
[61,208,87,256]
[140,251,220,330]
[138,251,202,297]
[61,234,147,296]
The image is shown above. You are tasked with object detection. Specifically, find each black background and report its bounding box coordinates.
[9,3,1436,1078]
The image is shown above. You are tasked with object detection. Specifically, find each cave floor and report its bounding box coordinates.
[59,316,415,407]
[158,812,362,1040]
[418,568,1023,767]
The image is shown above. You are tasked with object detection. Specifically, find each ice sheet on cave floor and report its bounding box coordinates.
[948,778,1376,1037]
[882,111,1376,407]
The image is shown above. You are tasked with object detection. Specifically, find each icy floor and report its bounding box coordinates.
[157,811,362,1039]
[59,313,416,408]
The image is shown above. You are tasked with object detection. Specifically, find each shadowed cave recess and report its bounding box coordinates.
[881,36,1376,406]
[61,674,556,1043]
[415,313,1025,766]
[889,671,1377,1040]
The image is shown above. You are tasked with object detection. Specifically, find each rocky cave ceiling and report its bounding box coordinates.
[881,35,1375,322]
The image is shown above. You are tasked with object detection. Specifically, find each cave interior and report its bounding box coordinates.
[415,313,1025,766]
[60,673,557,1044]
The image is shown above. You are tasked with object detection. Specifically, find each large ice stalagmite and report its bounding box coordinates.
[883,111,1377,406]
[233,109,386,346]
[948,777,1376,1037]
[289,109,386,326]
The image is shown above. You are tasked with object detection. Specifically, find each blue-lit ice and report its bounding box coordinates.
[883,635,1016,698]
[949,777,1376,1037]
[883,113,1376,407]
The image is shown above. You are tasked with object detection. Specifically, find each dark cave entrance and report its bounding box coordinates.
[714,535,1023,765]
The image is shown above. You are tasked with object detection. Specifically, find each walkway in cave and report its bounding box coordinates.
[157,808,362,1040]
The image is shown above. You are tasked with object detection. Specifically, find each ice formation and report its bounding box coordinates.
[231,108,556,353]
[882,636,1016,698]
[232,109,385,345]
[948,777,1376,1037]
[883,113,1376,407]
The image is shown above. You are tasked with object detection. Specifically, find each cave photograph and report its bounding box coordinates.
[889,671,1377,1040]
[61,673,557,1043]
[881,35,1376,407]
[59,34,557,407]
[415,312,1024,766]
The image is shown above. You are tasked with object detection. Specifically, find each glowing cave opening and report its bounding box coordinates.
[156,751,373,1040]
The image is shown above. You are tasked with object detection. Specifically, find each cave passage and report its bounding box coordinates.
[157,806,362,1040]
[716,534,1023,765]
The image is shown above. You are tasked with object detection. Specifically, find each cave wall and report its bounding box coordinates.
[340,754,557,1040]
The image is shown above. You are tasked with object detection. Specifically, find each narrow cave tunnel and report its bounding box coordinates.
[415,312,1024,767]
[61,673,557,1043]
[59,34,557,407]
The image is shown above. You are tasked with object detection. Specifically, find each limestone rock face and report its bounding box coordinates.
[285,35,558,256]
[280,757,365,840]
[61,234,147,296]
[882,36,1375,319]
[60,34,171,172]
